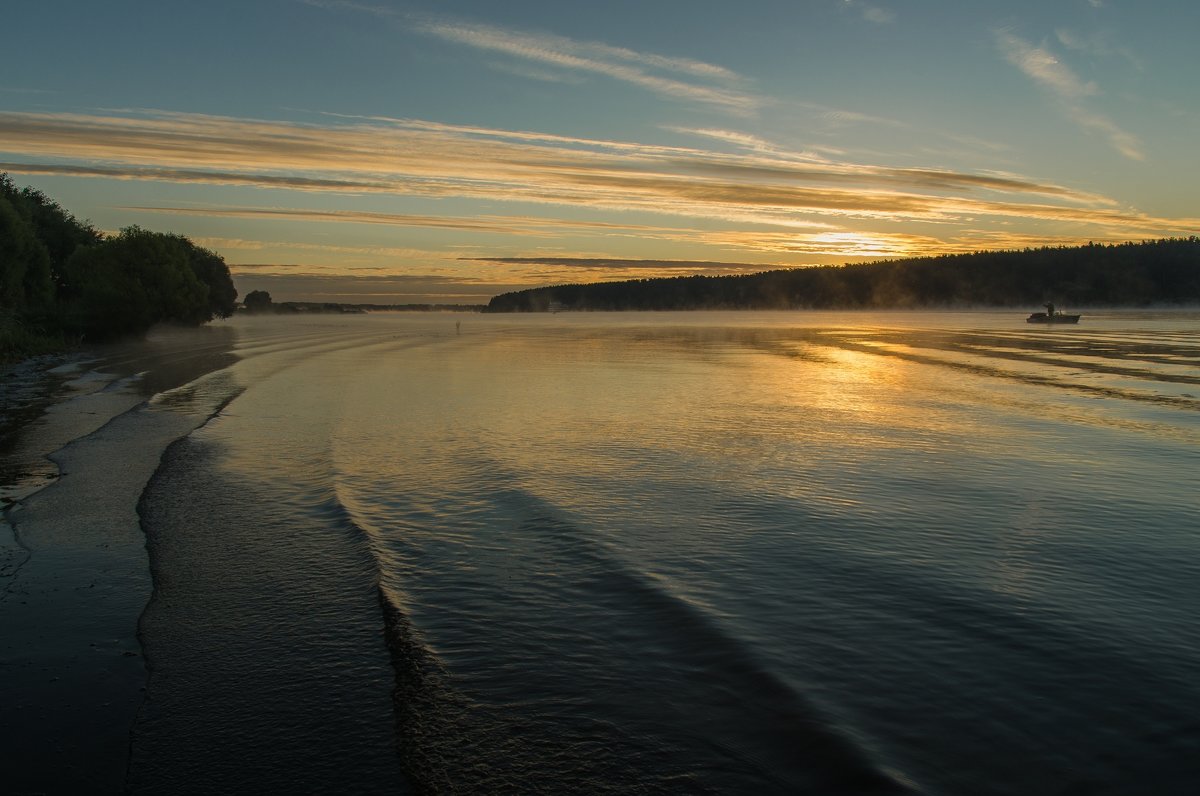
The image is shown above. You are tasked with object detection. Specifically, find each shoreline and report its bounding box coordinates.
[0,353,84,499]
[0,326,239,794]
[1,356,70,601]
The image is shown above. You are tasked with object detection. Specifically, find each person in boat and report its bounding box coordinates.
[1044,302,1055,318]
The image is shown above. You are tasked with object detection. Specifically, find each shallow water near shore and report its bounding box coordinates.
[0,325,239,794]
[6,310,1200,794]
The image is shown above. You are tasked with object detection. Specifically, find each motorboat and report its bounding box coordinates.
[1027,303,1080,324]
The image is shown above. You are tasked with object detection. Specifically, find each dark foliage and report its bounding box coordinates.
[484,239,1200,312]
[0,193,53,313]
[61,227,212,337]
[0,174,238,354]
[183,239,238,318]
[243,289,273,312]
[1,177,102,292]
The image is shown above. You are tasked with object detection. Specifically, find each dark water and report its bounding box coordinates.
[0,325,244,795]
[127,311,1200,794]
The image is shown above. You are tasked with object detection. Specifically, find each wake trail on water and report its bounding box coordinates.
[115,314,1200,794]
[332,442,919,794]
[128,331,427,793]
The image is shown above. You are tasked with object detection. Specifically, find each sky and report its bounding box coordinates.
[2,0,1197,304]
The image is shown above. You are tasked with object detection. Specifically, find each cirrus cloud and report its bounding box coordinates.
[994,30,1143,161]
[1,109,1190,264]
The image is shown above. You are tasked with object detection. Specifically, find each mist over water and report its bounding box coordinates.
[130,311,1200,794]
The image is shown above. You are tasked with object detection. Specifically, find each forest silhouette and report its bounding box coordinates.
[485,238,1200,312]
[1,174,236,356]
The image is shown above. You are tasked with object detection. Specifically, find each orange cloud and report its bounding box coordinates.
[1,110,1193,260]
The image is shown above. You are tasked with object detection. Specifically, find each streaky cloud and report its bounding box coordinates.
[995,31,1096,99]
[413,18,760,113]
[792,101,910,130]
[415,19,744,83]
[462,256,772,272]
[662,127,832,163]
[129,205,560,236]
[123,204,751,238]
[0,161,395,192]
[1069,108,1144,162]
[318,112,703,155]
[194,237,454,262]
[0,110,1187,244]
[305,1,757,113]
[228,269,502,303]
[994,29,1143,160]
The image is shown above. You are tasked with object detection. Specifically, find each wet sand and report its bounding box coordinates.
[0,325,238,795]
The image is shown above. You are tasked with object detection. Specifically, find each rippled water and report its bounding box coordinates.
[130,311,1200,794]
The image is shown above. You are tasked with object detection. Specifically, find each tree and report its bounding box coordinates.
[243,289,273,313]
[0,176,243,354]
[0,174,100,298]
[0,194,53,313]
[61,227,210,338]
[176,236,238,318]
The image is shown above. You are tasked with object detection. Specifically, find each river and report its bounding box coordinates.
[4,310,1200,794]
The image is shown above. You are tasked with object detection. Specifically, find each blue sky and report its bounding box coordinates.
[3,0,1197,303]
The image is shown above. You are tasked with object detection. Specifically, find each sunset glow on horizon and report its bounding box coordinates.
[4,1,1197,303]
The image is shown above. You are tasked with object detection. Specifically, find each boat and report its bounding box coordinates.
[1027,312,1080,323]
[1027,303,1080,324]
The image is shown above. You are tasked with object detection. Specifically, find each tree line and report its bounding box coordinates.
[485,238,1200,312]
[1,174,236,355]
[238,291,485,314]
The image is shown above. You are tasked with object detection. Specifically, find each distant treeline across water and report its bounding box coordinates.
[486,238,1200,312]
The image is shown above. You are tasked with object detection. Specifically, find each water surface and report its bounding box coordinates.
[126,310,1200,794]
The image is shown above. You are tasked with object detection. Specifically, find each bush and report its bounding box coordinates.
[61,227,211,339]
[0,194,54,313]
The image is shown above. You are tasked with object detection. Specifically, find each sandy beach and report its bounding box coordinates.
[0,326,238,795]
